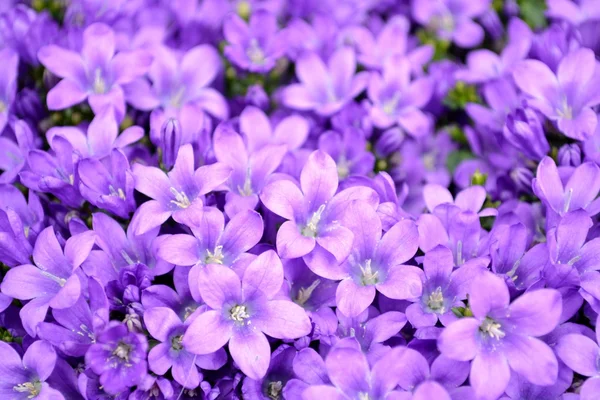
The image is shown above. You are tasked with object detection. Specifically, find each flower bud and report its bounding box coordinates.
[558,144,581,167]
[503,107,549,161]
[160,118,182,169]
[245,84,269,111]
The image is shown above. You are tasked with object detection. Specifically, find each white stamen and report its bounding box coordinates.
[39,270,67,287]
[169,187,191,209]
[247,39,266,65]
[170,87,186,109]
[296,279,321,305]
[267,381,283,400]
[358,393,371,400]
[93,69,106,94]
[121,250,136,265]
[456,240,464,266]
[13,381,42,398]
[230,305,250,322]
[109,185,126,200]
[112,342,132,362]
[427,287,445,313]
[301,204,326,238]
[171,335,183,351]
[237,166,253,196]
[480,317,505,340]
[0,101,6,113]
[337,156,351,179]
[360,259,379,286]
[382,93,401,116]
[563,188,573,213]
[205,245,225,264]
[557,97,573,120]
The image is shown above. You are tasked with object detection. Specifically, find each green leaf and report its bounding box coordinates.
[517,0,548,29]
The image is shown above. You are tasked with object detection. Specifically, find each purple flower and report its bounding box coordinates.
[37,277,109,357]
[0,47,18,133]
[159,118,182,170]
[423,184,497,217]
[46,106,143,159]
[466,78,520,133]
[301,338,408,400]
[242,345,297,400]
[1,227,95,336]
[131,144,231,234]
[213,123,287,217]
[239,106,309,153]
[260,150,378,277]
[284,347,330,398]
[318,128,375,180]
[367,55,433,136]
[78,149,137,218]
[0,340,63,399]
[281,48,369,116]
[223,10,286,73]
[513,48,600,140]
[38,23,153,119]
[412,0,490,48]
[85,322,148,394]
[438,272,562,400]
[406,245,488,329]
[555,315,600,399]
[455,18,532,83]
[348,15,433,71]
[182,250,311,379]
[144,306,227,388]
[503,105,550,161]
[125,44,228,144]
[532,156,600,225]
[0,119,36,184]
[333,200,421,317]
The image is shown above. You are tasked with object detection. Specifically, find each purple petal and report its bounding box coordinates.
[437,318,480,361]
[242,250,283,300]
[229,328,270,380]
[302,385,345,400]
[46,79,87,110]
[300,151,338,210]
[276,221,316,259]
[469,272,510,319]
[260,180,305,221]
[255,300,311,339]
[183,310,233,355]
[156,234,201,266]
[505,289,562,336]
[326,346,370,395]
[335,278,376,317]
[376,265,423,300]
[377,219,419,266]
[556,334,599,377]
[23,340,57,381]
[197,264,242,309]
[470,350,510,400]
[144,307,182,342]
[504,335,558,386]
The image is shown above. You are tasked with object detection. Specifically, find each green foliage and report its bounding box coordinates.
[416,29,451,62]
[443,81,481,110]
[446,150,474,174]
[517,0,548,29]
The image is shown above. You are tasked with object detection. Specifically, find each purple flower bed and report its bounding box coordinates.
[0,0,598,399]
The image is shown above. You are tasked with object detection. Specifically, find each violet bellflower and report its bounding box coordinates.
[412,0,491,48]
[318,128,375,180]
[182,250,312,379]
[0,47,18,133]
[0,119,36,184]
[367,55,434,136]
[159,118,182,170]
[555,315,600,399]
[213,123,287,217]
[281,48,369,116]
[143,306,227,389]
[284,347,331,398]
[0,340,64,399]
[334,200,421,317]
[503,104,550,161]
[85,322,148,394]
[1,226,96,336]
[38,23,153,119]
[124,44,228,144]
[260,150,378,277]
[241,345,297,400]
[406,245,489,329]
[131,143,231,234]
[513,48,600,140]
[223,10,286,73]
[438,272,562,400]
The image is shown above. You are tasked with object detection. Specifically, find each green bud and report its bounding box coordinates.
[443,81,481,110]
[237,0,251,21]
[471,170,488,186]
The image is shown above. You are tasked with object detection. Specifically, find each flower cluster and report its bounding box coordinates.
[0,0,599,399]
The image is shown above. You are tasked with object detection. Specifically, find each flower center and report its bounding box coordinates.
[337,156,351,179]
[301,204,326,238]
[205,245,225,264]
[93,69,106,94]
[295,279,321,306]
[183,305,197,321]
[358,393,371,400]
[171,335,183,351]
[169,187,191,208]
[0,101,6,113]
[267,381,283,400]
[39,270,67,287]
[479,317,505,340]
[382,94,400,116]
[13,381,42,398]
[247,39,266,65]
[430,13,455,33]
[109,185,126,200]
[556,97,573,120]
[112,342,132,361]
[360,259,379,286]
[230,305,250,322]
[427,287,445,313]
[170,87,186,109]
[237,166,253,196]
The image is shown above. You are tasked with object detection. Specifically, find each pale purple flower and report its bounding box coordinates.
[131,144,231,234]
[223,10,286,73]
[1,227,95,336]
[513,48,600,140]
[0,47,18,133]
[438,272,562,400]
[318,128,375,180]
[281,48,369,116]
[38,23,153,119]
[423,184,497,217]
[182,250,311,379]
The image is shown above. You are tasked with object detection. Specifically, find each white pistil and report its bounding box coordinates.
[480,317,505,340]
[563,188,573,213]
[13,381,42,398]
[169,187,191,209]
[247,39,266,65]
[427,287,445,313]
[93,69,106,94]
[230,305,250,322]
[237,167,253,196]
[557,98,573,120]
[456,240,464,266]
[358,392,371,400]
[39,270,67,287]
[170,87,186,109]
[301,204,326,238]
[205,245,225,264]
[112,342,132,362]
[360,259,379,286]
[267,381,283,400]
[109,185,126,200]
[337,156,350,179]
[296,279,321,305]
